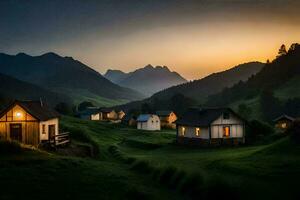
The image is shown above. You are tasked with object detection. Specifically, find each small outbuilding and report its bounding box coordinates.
[175,108,246,146]
[117,110,126,120]
[79,107,102,121]
[273,114,295,130]
[156,110,177,129]
[0,100,62,146]
[137,114,161,131]
[122,114,137,126]
[100,108,118,121]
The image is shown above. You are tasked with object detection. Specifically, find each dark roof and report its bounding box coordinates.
[0,100,60,121]
[273,114,295,122]
[176,107,244,127]
[122,114,137,122]
[79,107,100,116]
[100,107,115,113]
[156,110,174,117]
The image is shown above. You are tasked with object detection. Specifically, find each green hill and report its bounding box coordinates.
[0,52,144,106]
[0,73,70,108]
[207,43,300,121]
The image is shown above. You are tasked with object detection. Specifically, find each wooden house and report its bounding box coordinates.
[137,114,161,131]
[122,114,137,126]
[273,114,295,130]
[0,100,62,146]
[156,110,177,129]
[175,108,245,146]
[79,107,102,121]
[100,108,118,120]
[117,110,126,120]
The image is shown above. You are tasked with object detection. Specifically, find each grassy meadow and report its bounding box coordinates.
[1,116,300,200]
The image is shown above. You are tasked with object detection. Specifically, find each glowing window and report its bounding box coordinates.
[223,126,230,137]
[42,124,46,134]
[281,123,287,129]
[195,128,200,136]
[15,112,22,118]
[181,127,186,136]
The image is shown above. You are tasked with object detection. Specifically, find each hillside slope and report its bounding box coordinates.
[0,53,144,104]
[151,62,264,103]
[104,65,187,96]
[0,73,70,107]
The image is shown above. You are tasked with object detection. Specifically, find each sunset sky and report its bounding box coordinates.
[1,0,300,80]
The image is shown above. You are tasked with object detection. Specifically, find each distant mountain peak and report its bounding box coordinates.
[40,52,61,58]
[144,64,154,69]
[16,52,30,57]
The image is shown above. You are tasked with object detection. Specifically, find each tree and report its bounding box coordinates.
[141,103,153,114]
[260,90,282,122]
[288,43,300,52]
[277,44,287,58]
[55,102,73,115]
[78,101,95,111]
[238,103,252,119]
[287,120,300,144]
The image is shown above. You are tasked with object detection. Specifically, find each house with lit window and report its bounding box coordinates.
[100,108,118,121]
[137,114,161,131]
[175,107,246,146]
[79,107,102,121]
[156,110,177,129]
[0,100,62,146]
[273,114,295,131]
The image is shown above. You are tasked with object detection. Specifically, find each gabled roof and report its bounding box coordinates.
[79,107,100,116]
[122,114,137,122]
[273,114,295,122]
[137,114,158,122]
[0,100,60,121]
[175,107,243,127]
[156,110,174,117]
[100,107,115,113]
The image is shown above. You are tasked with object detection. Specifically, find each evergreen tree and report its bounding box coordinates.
[277,44,287,58]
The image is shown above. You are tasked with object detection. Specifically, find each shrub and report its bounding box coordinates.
[159,166,178,185]
[0,140,22,154]
[203,178,239,200]
[169,170,187,189]
[130,160,153,173]
[180,173,204,198]
[246,120,274,144]
[287,119,300,144]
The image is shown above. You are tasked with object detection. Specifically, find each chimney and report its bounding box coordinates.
[39,98,43,107]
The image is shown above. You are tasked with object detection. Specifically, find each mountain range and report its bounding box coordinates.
[0,52,144,106]
[104,65,187,96]
[115,61,265,113]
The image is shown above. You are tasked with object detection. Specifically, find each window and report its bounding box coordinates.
[223,126,230,137]
[152,120,154,123]
[181,127,186,136]
[281,123,287,129]
[223,112,230,119]
[42,124,46,134]
[195,128,200,136]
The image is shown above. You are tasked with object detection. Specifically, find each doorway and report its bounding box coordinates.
[10,124,22,142]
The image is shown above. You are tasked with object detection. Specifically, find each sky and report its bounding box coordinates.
[1,0,300,80]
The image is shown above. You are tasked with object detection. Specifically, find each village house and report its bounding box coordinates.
[137,114,161,131]
[0,100,67,146]
[79,107,102,121]
[175,108,246,146]
[116,110,126,120]
[100,108,118,121]
[156,110,177,129]
[122,114,137,126]
[273,114,295,130]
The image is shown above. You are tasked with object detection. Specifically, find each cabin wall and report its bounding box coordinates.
[177,125,209,139]
[118,112,125,120]
[211,112,244,139]
[91,113,101,121]
[210,124,244,138]
[137,116,161,131]
[39,118,59,141]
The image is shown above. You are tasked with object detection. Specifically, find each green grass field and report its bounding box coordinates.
[1,116,300,200]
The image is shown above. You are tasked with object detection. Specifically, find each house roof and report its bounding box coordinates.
[175,107,243,127]
[156,110,174,117]
[137,114,158,122]
[122,114,137,122]
[0,100,60,121]
[79,107,100,116]
[100,107,114,113]
[273,114,295,122]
